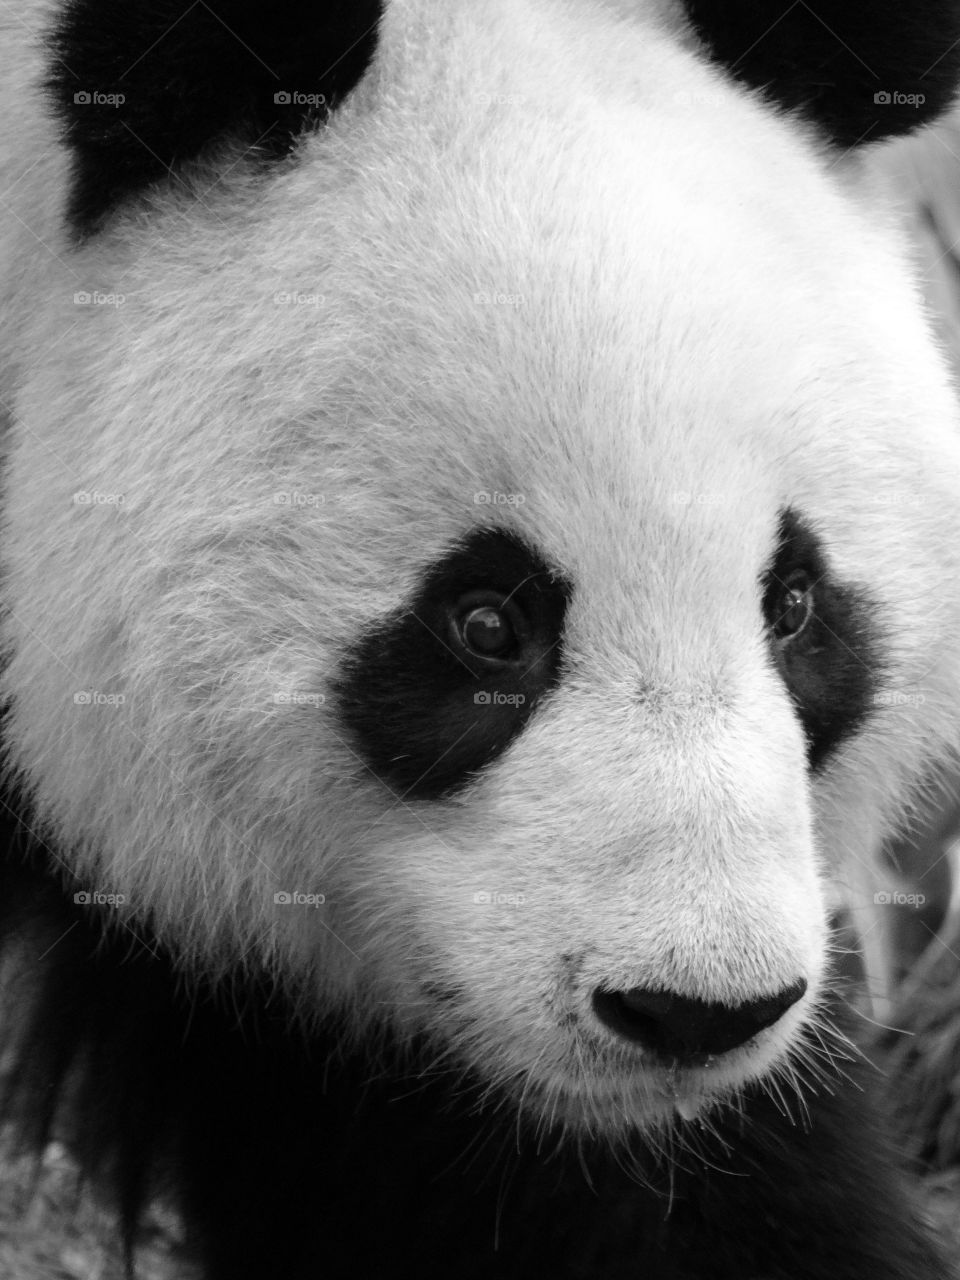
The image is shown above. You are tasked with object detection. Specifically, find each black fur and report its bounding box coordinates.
[335,527,571,799]
[49,0,960,240]
[683,0,960,147]
[0,835,950,1280]
[46,0,383,236]
[763,508,883,769]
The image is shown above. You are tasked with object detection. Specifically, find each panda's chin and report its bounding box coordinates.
[510,1000,815,1138]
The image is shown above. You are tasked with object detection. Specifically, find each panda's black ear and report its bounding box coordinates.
[47,0,383,238]
[682,0,960,147]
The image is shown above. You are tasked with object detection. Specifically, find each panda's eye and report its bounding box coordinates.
[454,594,521,661]
[772,570,815,641]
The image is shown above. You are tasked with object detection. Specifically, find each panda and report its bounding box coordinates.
[3,0,960,1276]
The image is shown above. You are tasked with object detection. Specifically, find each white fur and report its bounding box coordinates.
[2,0,960,1134]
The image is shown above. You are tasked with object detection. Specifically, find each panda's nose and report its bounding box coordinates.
[591,980,807,1061]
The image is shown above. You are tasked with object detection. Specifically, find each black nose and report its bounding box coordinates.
[591,980,807,1062]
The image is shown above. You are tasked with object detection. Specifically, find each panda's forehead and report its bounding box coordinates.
[49,0,960,234]
[66,0,936,519]
[285,160,895,640]
[245,14,923,540]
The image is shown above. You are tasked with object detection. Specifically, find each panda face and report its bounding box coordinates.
[333,525,827,1129]
[4,0,960,1139]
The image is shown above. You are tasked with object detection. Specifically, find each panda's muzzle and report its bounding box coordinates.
[590,980,807,1062]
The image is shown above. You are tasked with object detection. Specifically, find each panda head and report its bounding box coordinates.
[5,0,960,1139]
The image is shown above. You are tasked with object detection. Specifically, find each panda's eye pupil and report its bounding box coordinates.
[460,605,515,658]
[774,572,814,640]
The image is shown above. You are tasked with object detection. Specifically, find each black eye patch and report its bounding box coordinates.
[762,509,883,769]
[336,528,570,799]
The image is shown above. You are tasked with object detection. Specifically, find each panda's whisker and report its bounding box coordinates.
[838,999,913,1037]
[771,1059,812,1129]
[759,1069,797,1123]
[788,1037,850,1093]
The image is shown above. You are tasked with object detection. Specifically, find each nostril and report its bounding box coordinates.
[592,988,681,1050]
[591,979,807,1062]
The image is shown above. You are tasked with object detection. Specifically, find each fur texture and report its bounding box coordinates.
[0,846,949,1279]
[48,0,383,235]
[685,0,960,146]
[1,0,960,1275]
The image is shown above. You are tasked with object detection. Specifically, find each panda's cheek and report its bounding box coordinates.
[360,701,826,1102]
